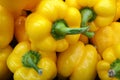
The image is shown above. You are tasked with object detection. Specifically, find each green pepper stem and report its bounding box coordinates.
[22,50,42,74]
[65,27,88,34]
[83,31,95,38]
[80,7,96,27]
[51,19,91,40]
[108,59,120,79]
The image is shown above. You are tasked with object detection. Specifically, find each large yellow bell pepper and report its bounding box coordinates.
[7,41,57,80]
[0,5,14,49]
[57,41,99,80]
[65,0,116,31]
[97,43,120,80]
[92,22,120,54]
[0,45,12,80]
[25,0,93,52]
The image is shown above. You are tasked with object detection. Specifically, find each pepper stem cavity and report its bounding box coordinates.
[51,19,90,40]
[22,50,42,74]
[108,59,120,79]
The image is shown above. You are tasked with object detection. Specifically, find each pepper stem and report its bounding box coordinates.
[22,50,42,74]
[80,7,96,27]
[108,59,120,79]
[51,19,92,40]
[83,31,95,38]
[80,7,96,37]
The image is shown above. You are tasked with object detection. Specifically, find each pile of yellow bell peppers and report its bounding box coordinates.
[1,0,120,80]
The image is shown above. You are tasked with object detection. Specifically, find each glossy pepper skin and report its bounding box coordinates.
[97,43,120,80]
[92,22,120,54]
[65,0,116,31]
[0,0,41,18]
[7,41,57,80]
[0,45,12,80]
[25,0,92,52]
[0,5,14,49]
[57,41,99,80]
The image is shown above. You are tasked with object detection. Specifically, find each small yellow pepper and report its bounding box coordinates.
[15,15,29,42]
[57,41,99,80]
[0,45,12,80]
[26,0,93,52]
[65,0,116,31]
[97,43,120,80]
[92,22,120,54]
[0,5,14,49]
[7,41,57,80]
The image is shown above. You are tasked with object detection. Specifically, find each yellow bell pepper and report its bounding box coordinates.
[0,5,14,49]
[92,22,120,54]
[0,45,12,80]
[26,0,93,52]
[114,0,120,21]
[57,41,99,80]
[15,14,29,42]
[97,43,120,80]
[65,0,116,31]
[7,41,57,80]
[0,0,41,18]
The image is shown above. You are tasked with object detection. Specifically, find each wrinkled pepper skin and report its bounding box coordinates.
[15,15,29,42]
[92,22,120,54]
[114,0,120,21]
[0,5,14,49]
[25,0,83,52]
[65,0,116,31]
[0,45,12,80]
[57,41,99,80]
[0,0,41,18]
[97,44,120,80]
[7,41,57,80]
